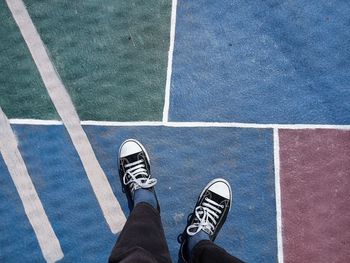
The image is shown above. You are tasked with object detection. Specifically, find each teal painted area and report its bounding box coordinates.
[26,0,171,121]
[0,1,58,119]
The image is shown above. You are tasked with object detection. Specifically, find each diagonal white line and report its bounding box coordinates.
[6,0,126,233]
[0,108,64,263]
[162,0,178,123]
[273,128,284,263]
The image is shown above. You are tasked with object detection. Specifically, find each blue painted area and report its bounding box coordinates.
[170,0,350,124]
[0,125,276,262]
[84,126,277,262]
[0,155,44,262]
[0,125,117,262]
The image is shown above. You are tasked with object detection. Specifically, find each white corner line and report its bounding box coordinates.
[273,128,284,263]
[6,0,126,234]
[269,124,350,130]
[162,0,178,124]
[0,108,64,263]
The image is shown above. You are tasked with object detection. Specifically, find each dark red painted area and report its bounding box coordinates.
[279,129,350,263]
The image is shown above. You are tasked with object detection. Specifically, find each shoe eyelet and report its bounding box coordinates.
[177,234,184,243]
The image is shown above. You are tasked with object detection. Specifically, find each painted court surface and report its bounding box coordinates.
[0,1,349,262]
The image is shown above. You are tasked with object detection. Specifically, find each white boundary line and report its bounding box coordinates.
[162,0,178,123]
[82,120,163,127]
[10,119,350,130]
[274,128,284,263]
[10,119,63,125]
[6,0,126,234]
[10,119,165,127]
[0,108,64,263]
[164,122,350,129]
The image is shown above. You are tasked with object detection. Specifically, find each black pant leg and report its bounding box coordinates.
[191,240,245,263]
[109,202,172,263]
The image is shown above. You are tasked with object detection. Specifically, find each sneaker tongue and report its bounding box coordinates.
[191,195,222,235]
[208,190,226,205]
[124,152,149,182]
[125,152,141,163]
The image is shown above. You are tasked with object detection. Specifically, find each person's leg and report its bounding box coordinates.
[109,139,172,263]
[178,178,245,263]
[191,240,245,263]
[109,202,171,263]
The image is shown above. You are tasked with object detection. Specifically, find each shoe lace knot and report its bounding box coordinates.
[186,197,224,236]
[123,159,157,192]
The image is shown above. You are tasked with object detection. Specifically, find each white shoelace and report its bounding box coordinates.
[123,159,157,192]
[186,197,224,236]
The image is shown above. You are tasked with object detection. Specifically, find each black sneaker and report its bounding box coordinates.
[119,139,159,211]
[178,178,232,263]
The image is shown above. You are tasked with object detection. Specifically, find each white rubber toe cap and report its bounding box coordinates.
[119,139,143,158]
[208,179,231,200]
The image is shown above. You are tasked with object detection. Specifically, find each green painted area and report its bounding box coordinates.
[0,1,58,120]
[26,0,171,121]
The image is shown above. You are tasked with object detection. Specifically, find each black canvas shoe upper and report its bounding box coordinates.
[118,139,159,211]
[178,179,232,263]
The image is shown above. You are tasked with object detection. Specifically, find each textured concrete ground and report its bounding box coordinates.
[1,125,276,262]
[170,0,350,124]
[0,0,349,262]
[280,129,350,262]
